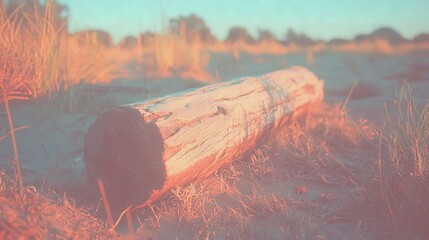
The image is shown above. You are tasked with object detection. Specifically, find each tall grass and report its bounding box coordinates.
[153,34,175,76]
[0,169,118,239]
[357,83,429,237]
[386,84,429,178]
[149,23,211,80]
[23,0,64,97]
[1,0,117,99]
[60,31,118,86]
[1,1,36,191]
[0,0,67,98]
[380,83,429,234]
[0,3,34,100]
[0,0,118,189]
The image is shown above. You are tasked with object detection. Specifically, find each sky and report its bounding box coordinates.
[57,0,429,43]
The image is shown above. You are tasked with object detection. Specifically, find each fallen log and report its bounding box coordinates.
[83,66,324,211]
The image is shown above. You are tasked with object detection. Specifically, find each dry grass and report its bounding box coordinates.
[330,39,395,54]
[2,97,427,238]
[206,38,429,57]
[140,30,213,82]
[2,1,427,103]
[257,103,376,185]
[0,0,118,100]
[357,83,429,238]
[1,4,428,238]
[2,1,426,104]
[127,103,376,239]
[209,40,297,55]
[0,169,119,240]
[135,180,292,239]
[59,32,118,86]
[0,102,365,239]
[385,84,429,180]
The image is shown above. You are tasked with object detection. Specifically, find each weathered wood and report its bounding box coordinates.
[83,66,324,211]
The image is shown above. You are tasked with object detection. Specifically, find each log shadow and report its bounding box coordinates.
[83,107,165,215]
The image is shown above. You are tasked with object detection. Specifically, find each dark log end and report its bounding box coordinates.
[83,107,165,211]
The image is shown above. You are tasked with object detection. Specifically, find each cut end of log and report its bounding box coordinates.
[83,107,166,210]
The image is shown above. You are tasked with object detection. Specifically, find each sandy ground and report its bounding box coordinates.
[1,51,428,239]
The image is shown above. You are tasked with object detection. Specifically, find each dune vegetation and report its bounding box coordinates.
[1,0,428,239]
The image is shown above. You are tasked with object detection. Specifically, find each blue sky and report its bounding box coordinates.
[58,0,429,43]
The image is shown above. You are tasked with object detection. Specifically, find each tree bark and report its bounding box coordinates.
[83,66,324,212]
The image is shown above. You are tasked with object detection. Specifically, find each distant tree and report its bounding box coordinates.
[354,27,408,45]
[328,38,350,45]
[120,33,155,49]
[257,29,276,42]
[414,33,429,44]
[119,36,137,49]
[137,32,155,46]
[72,30,113,48]
[169,14,217,43]
[225,27,255,44]
[285,29,315,46]
[3,0,68,31]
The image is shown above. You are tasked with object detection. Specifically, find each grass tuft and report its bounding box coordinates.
[362,83,429,237]
[0,169,118,239]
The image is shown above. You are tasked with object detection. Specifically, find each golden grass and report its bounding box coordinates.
[0,3,36,191]
[1,3,429,238]
[204,38,429,57]
[0,0,118,100]
[59,32,118,85]
[2,97,427,238]
[0,169,119,240]
[2,1,427,103]
[129,103,375,239]
[359,83,429,237]
[0,102,358,239]
[205,39,298,55]
[0,0,120,206]
[385,84,429,178]
[225,38,429,57]
[2,1,426,103]
[140,30,213,82]
[341,39,396,54]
